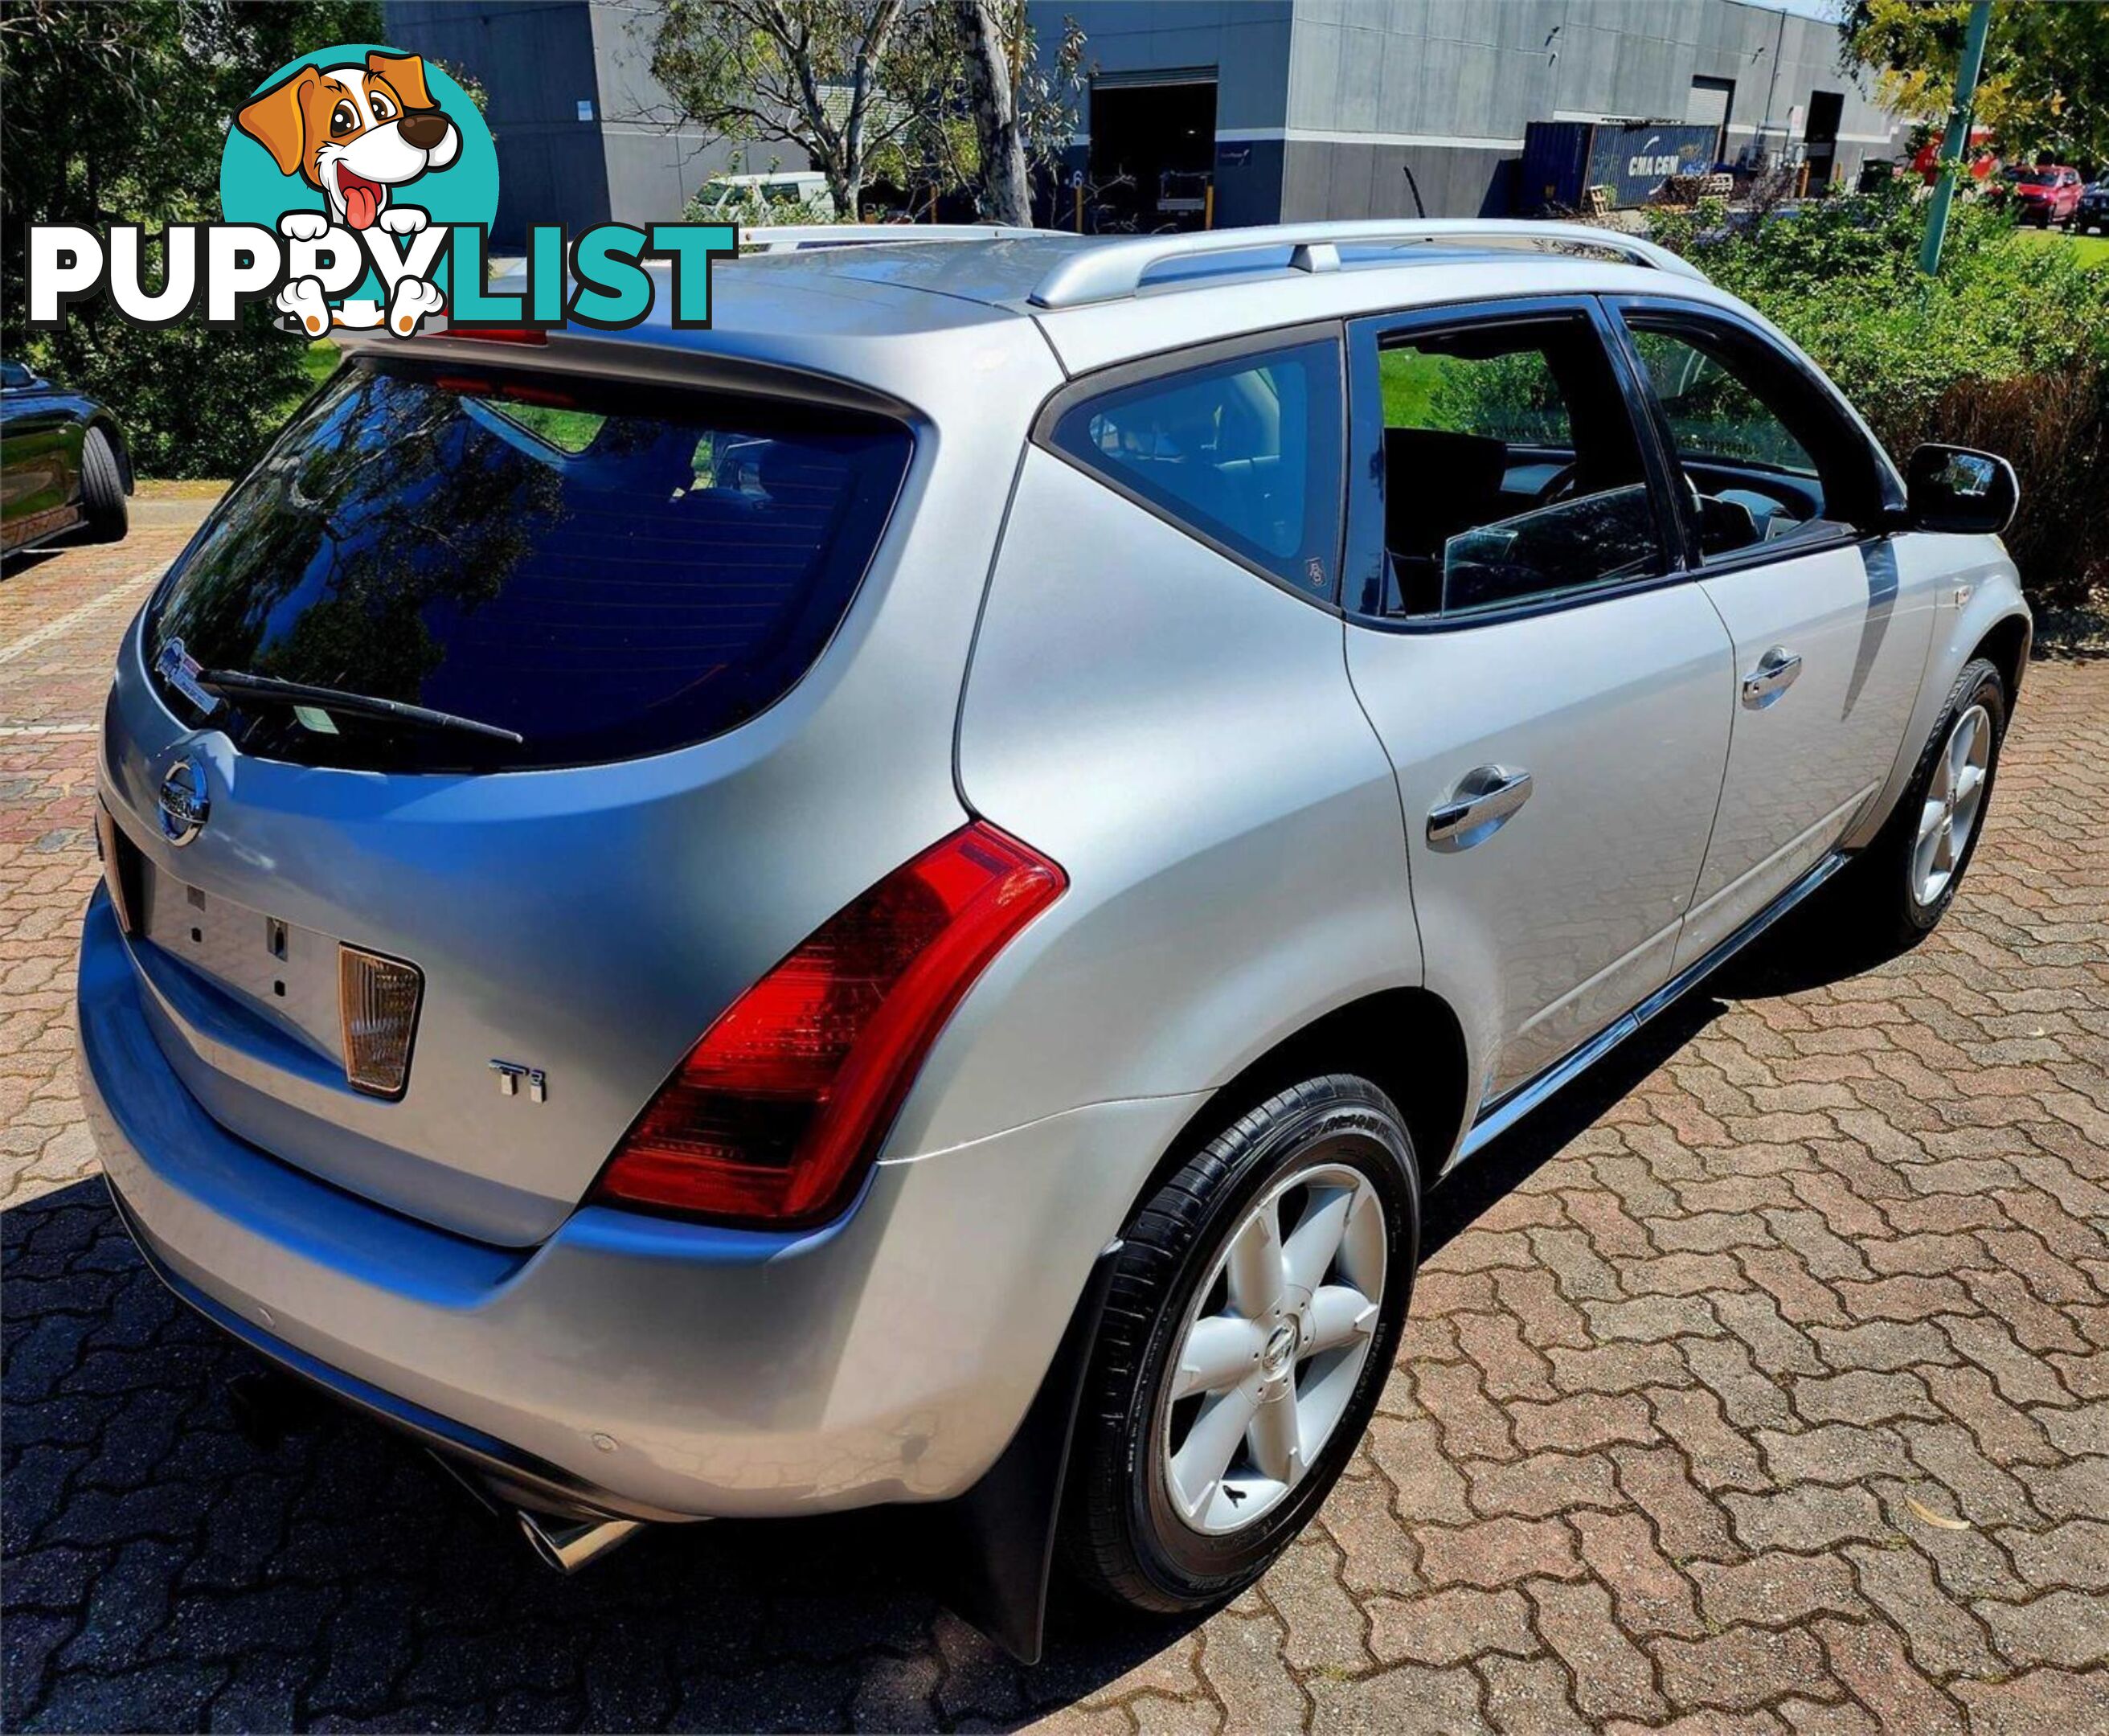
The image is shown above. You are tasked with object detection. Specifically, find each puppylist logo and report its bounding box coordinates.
[26,43,734,339]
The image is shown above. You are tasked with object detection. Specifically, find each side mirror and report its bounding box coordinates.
[1906,444,2018,536]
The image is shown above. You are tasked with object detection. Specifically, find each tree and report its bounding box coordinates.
[649,0,913,219]
[1841,0,2109,171]
[649,0,1084,226]
[944,2,1085,224]
[0,0,386,477]
[951,0,1029,223]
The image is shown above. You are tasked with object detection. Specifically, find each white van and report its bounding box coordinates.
[692,170,833,222]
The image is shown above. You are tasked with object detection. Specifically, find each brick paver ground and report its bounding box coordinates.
[3,513,2106,1733]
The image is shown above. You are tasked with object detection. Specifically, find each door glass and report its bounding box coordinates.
[1627,325,1857,561]
[1369,315,1662,619]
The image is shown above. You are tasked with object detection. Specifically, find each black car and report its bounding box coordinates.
[2074,179,2109,235]
[2,359,132,555]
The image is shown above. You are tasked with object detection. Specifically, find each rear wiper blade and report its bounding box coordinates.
[197,669,525,746]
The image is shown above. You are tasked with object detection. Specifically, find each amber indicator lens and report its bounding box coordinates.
[94,801,142,937]
[338,944,424,1098]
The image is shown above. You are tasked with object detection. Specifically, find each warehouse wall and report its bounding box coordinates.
[386,0,612,245]
[383,0,787,245]
[1044,0,1903,227]
[1057,1,1293,225]
[584,4,788,229]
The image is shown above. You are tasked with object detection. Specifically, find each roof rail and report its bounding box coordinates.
[1026,219,1706,309]
[739,223,1052,253]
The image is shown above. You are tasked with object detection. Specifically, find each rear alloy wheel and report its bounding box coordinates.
[1063,1076,1417,1614]
[1161,1161,1387,1534]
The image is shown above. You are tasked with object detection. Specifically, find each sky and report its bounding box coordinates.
[1741,0,1848,18]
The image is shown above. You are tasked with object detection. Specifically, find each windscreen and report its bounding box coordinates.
[145,362,911,771]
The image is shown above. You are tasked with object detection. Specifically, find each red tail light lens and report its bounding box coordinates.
[424,326,548,345]
[591,822,1066,1227]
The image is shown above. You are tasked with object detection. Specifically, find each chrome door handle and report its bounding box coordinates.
[1427,765,1533,850]
[1742,646,1803,708]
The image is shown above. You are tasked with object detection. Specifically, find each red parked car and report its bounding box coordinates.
[1998,164,2084,226]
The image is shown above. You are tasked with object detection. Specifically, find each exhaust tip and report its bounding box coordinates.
[515,1508,644,1574]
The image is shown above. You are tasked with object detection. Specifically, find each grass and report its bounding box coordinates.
[2014,225,2109,269]
[134,478,230,500]
[1378,346,1447,427]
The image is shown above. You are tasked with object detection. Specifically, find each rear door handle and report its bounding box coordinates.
[1741,646,1803,708]
[1427,765,1533,850]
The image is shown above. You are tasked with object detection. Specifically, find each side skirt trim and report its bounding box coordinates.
[1457,850,1849,1161]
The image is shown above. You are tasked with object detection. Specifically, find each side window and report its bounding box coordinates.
[1364,313,1663,620]
[1050,338,1342,598]
[1623,317,1861,562]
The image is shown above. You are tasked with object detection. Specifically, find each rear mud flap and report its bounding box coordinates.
[924,1239,1123,1664]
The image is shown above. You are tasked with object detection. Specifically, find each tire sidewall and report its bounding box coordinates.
[1902,662,2006,931]
[80,428,128,542]
[1119,1087,1417,1603]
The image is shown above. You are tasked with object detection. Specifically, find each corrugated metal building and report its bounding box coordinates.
[383,0,778,246]
[1050,0,1902,228]
[383,0,1905,243]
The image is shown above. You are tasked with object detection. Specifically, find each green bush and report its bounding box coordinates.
[1913,367,2109,624]
[2,0,382,481]
[1649,186,2109,616]
[17,306,321,482]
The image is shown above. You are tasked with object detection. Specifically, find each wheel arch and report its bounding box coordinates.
[1971,610,2031,705]
[1126,987,1471,1226]
[1845,569,2030,854]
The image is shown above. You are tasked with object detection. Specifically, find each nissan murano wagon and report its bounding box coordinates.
[84,220,2029,1656]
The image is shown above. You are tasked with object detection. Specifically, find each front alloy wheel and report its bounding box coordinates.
[1911,700,1992,908]
[1827,654,2007,952]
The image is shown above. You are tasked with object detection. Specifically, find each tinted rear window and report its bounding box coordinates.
[145,363,911,771]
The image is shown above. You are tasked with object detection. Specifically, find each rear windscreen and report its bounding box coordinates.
[145,362,912,771]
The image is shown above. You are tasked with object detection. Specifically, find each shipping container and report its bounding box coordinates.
[1517,121,1723,215]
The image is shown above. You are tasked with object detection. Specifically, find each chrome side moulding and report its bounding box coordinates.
[1458,850,1849,1161]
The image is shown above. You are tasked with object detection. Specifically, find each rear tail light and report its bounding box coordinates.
[94,801,143,937]
[338,945,424,1098]
[590,822,1067,1227]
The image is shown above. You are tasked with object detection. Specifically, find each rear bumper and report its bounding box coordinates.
[80,890,1199,1519]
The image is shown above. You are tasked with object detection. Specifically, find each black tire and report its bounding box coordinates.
[1062,1075,1419,1615]
[79,427,129,544]
[1836,657,2007,949]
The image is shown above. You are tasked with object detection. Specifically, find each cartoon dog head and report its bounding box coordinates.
[236,52,460,231]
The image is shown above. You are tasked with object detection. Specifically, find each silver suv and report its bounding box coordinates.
[83,221,2029,1656]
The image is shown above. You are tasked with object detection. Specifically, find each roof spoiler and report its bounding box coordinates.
[1026,219,1708,309]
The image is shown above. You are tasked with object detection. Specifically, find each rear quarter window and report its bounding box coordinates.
[1045,337,1344,603]
[145,364,911,771]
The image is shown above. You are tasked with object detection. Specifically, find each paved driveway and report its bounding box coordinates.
[4,516,2106,1733]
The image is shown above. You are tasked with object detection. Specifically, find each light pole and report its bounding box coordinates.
[1919,0,1994,277]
